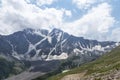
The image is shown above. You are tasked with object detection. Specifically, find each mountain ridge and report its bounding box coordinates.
[0,28,118,61]
[0,28,119,80]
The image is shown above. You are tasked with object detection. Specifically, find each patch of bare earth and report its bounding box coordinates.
[61,72,86,80]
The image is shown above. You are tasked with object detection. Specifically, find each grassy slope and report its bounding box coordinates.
[47,46,120,80]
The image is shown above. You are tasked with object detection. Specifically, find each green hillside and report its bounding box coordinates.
[43,46,120,80]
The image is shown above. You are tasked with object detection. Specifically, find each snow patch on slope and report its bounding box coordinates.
[34,30,46,37]
[73,48,84,55]
[46,52,68,61]
[46,36,52,44]
[93,45,104,51]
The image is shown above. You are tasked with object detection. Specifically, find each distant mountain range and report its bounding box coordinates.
[0,28,119,80]
[0,28,119,61]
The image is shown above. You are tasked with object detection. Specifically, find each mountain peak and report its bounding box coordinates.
[0,28,118,61]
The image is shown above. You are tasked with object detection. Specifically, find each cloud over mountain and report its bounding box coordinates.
[0,0,119,41]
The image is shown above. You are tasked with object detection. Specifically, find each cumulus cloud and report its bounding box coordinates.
[64,10,72,17]
[0,0,119,41]
[26,0,57,6]
[72,0,112,10]
[72,0,97,9]
[0,0,71,35]
[110,28,120,41]
[36,0,56,6]
[62,3,116,41]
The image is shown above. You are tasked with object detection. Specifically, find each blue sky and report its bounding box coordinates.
[0,0,120,41]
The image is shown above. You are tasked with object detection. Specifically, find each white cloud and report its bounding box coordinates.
[111,28,120,41]
[64,10,72,17]
[72,0,112,10]
[0,0,119,41]
[62,3,115,41]
[72,0,97,9]
[36,0,56,6]
[0,0,71,35]
[26,0,56,6]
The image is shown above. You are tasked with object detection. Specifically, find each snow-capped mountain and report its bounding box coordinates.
[0,28,119,61]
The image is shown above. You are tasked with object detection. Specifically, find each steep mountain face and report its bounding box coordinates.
[0,28,119,62]
[0,28,119,80]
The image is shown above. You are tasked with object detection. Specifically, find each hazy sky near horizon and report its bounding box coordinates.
[0,0,120,41]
